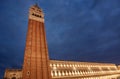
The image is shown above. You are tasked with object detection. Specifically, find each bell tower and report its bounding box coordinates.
[22,4,51,79]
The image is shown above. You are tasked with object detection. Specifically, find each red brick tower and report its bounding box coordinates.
[22,4,51,79]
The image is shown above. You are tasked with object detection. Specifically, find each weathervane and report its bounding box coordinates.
[35,0,39,6]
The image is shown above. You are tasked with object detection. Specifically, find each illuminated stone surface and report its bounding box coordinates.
[22,4,51,79]
[4,69,22,79]
[4,60,120,79]
[50,60,120,79]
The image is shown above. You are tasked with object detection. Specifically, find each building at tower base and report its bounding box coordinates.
[4,60,120,79]
[4,69,22,79]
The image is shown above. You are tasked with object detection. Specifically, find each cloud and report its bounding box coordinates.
[46,0,120,63]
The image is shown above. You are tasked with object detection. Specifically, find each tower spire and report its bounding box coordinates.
[35,0,39,6]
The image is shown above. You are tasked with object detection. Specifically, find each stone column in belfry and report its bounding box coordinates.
[22,4,51,79]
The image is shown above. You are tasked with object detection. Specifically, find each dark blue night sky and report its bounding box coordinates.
[0,0,120,78]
